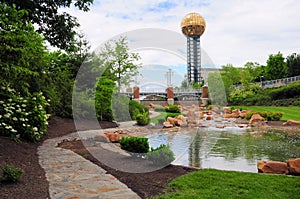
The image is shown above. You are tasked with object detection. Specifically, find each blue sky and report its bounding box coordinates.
[63,0,300,87]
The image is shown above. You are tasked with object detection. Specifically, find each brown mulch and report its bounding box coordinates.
[0,116,198,199]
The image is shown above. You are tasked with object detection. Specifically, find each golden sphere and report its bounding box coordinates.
[181,13,206,36]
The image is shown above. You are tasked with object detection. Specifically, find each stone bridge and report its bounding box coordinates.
[120,86,209,105]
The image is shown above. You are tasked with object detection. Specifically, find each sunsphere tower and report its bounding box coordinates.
[181,13,206,84]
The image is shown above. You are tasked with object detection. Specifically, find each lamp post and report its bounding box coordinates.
[260,76,264,88]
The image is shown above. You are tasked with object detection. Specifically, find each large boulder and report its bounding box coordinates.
[283,120,300,126]
[249,114,266,126]
[104,132,121,143]
[175,115,187,126]
[239,110,248,119]
[199,112,204,119]
[163,121,173,128]
[206,115,213,120]
[222,107,231,114]
[257,160,288,174]
[287,158,300,175]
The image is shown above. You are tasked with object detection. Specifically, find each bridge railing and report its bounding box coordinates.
[235,75,300,89]
[262,75,300,88]
[173,88,202,93]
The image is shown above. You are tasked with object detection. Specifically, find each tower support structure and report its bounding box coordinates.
[181,12,206,85]
[187,35,201,83]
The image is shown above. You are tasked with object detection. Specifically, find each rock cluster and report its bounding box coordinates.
[104,130,127,143]
[249,114,267,127]
[257,158,300,175]
[163,115,187,128]
[222,107,249,119]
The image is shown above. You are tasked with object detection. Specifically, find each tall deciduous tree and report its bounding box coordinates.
[0,3,46,95]
[265,52,288,80]
[207,72,227,106]
[98,37,141,92]
[2,0,93,50]
[286,53,300,77]
[220,64,241,97]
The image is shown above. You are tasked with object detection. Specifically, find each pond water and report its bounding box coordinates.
[146,128,300,173]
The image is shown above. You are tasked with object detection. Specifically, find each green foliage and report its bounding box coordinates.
[192,82,202,89]
[165,113,182,118]
[129,100,149,120]
[112,94,131,122]
[207,72,227,106]
[268,81,300,100]
[95,75,115,122]
[0,86,50,142]
[166,104,181,113]
[229,84,263,105]
[97,37,141,90]
[2,0,93,50]
[120,136,150,153]
[245,111,283,121]
[0,3,47,96]
[136,112,150,126]
[265,52,288,80]
[154,106,166,112]
[286,53,300,77]
[146,144,175,166]
[243,62,263,83]
[153,169,300,199]
[229,81,300,106]
[1,164,23,182]
[220,64,242,97]
[41,51,76,118]
[72,88,95,120]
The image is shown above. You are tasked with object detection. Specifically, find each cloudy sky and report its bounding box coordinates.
[64,0,300,87]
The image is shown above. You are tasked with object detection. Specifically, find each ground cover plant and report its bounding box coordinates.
[146,144,175,166]
[0,164,23,182]
[152,169,300,199]
[150,112,183,125]
[120,136,150,153]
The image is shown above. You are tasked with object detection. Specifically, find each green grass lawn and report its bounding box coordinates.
[235,106,300,121]
[152,169,300,199]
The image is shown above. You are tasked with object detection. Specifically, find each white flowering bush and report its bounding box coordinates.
[0,85,50,142]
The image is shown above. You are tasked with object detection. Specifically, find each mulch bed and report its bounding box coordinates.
[0,116,198,199]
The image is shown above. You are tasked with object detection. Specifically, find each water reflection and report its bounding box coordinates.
[146,128,300,173]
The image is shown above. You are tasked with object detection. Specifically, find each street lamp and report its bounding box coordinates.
[260,76,264,88]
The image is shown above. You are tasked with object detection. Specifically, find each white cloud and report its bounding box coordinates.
[64,0,300,68]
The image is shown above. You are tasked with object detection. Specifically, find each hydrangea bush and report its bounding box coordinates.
[0,85,50,142]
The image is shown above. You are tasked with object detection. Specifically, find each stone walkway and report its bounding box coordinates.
[38,132,140,199]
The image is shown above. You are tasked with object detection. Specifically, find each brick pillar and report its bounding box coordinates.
[202,86,208,98]
[201,85,209,106]
[166,87,174,105]
[133,87,139,101]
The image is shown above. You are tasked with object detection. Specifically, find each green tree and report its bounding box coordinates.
[244,62,263,82]
[286,53,300,77]
[220,64,241,97]
[265,52,288,80]
[98,37,141,92]
[0,3,47,95]
[2,0,93,50]
[95,72,115,122]
[207,72,227,106]
[180,79,189,89]
[41,51,76,117]
[192,82,201,89]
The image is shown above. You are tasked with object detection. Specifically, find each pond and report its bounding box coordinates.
[146,128,300,173]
